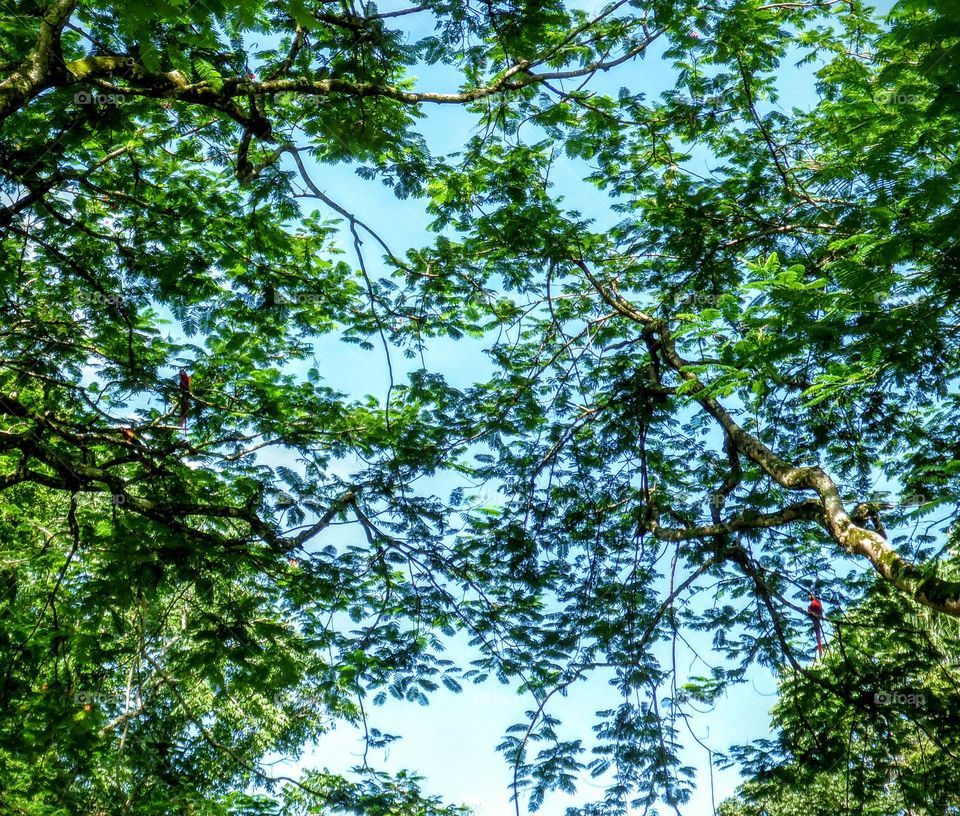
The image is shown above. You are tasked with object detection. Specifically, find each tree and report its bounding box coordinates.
[2,0,960,813]
[718,572,960,815]
[401,0,960,808]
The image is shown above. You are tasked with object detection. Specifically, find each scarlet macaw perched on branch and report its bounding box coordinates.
[808,594,825,658]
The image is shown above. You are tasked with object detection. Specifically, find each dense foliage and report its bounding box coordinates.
[718,582,960,816]
[3,0,960,813]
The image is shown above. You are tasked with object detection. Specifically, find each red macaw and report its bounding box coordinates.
[808,594,824,658]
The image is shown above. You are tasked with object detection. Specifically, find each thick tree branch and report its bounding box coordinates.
[575,257,960,617]
[0,0,77,122]
[644,499,825,541]
[2,28,661,130]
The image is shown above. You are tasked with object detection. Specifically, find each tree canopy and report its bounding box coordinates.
[3,0,960,813]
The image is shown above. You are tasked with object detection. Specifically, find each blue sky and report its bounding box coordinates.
[257,3,890,812]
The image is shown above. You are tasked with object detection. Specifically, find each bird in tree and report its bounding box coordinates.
[808,593,825,659]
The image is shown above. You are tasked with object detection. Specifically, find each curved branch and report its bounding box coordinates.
[52,30,660,109]
[0,0,77,121]
[575,257,960,617]
[644,499,825,541]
